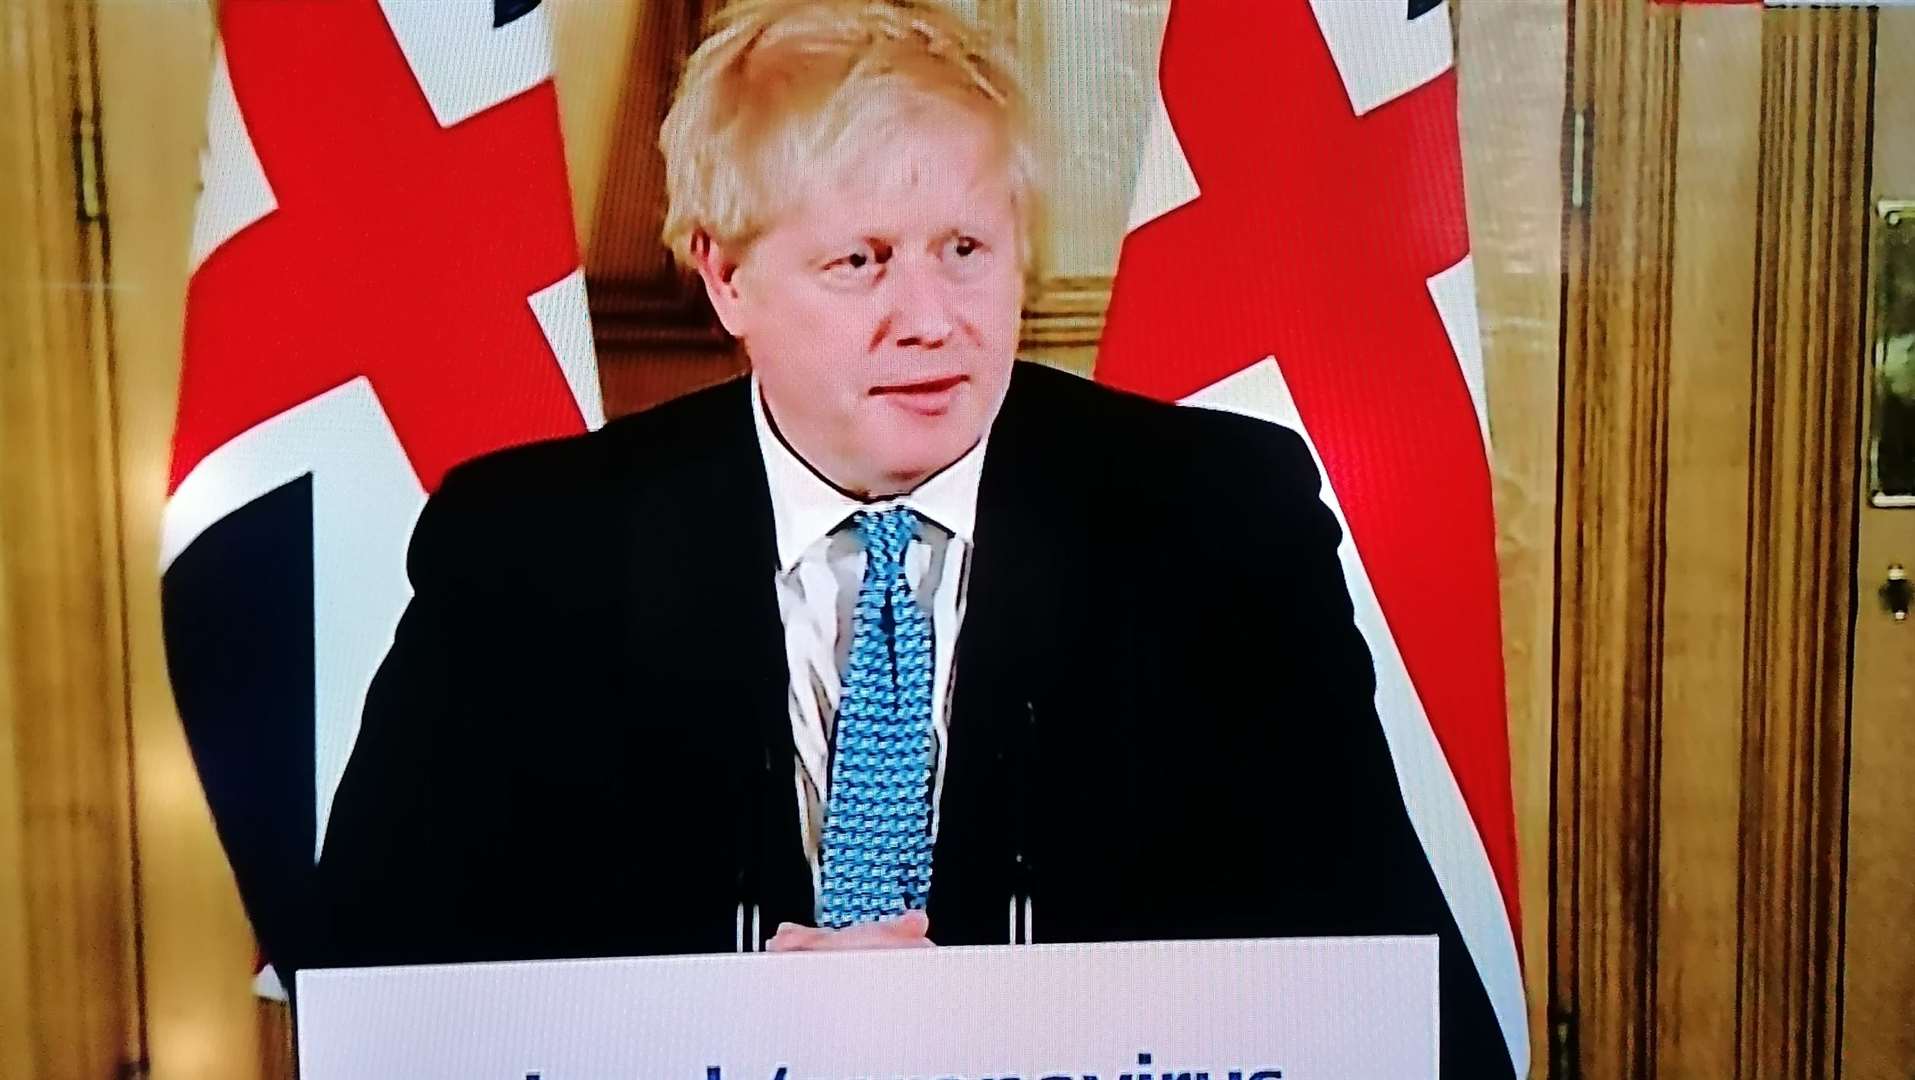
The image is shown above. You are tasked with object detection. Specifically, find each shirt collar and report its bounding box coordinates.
[750,373,987,573]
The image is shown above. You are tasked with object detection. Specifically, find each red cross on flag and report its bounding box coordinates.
[1097,1,1526,1074]
[159,0,601,977]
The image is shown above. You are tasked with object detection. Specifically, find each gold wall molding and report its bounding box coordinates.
[1454,0,1570,1065]
[0,0,145,1075]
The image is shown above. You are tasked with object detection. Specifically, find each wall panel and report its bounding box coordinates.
[1455,1,1568,1070]
[0,0,144,1076]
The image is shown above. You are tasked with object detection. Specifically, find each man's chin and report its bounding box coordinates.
[866,437,980,493]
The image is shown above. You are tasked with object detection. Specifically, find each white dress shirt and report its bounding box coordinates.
[748,377,986,898]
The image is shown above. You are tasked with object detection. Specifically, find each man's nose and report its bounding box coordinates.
[887,262,955,349]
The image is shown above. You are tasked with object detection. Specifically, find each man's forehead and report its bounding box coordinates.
[787,165,1015,235]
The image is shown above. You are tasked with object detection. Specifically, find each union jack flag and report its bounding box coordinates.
[160,0,601,979]
[1098,2,1526,1074]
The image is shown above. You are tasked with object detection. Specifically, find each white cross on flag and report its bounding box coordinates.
[1097,2,1527,1075]
[159,0,602,981]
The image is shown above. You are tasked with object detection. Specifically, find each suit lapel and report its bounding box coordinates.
[929,364,1089,944]
[612,378,813,938]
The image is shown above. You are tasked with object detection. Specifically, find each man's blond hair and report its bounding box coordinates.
[659,0,1042,270]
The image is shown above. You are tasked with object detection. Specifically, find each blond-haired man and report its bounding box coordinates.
[309,2,1507,1074]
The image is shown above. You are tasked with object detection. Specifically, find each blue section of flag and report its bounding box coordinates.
[161,474,318,967]
[494,0,541,30]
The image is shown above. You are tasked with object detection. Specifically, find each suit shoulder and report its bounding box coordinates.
[438,377,747,503]
[1005,359,1178,432]
[1007,362,1315,491]
[412,378,750,584]
[437,377,747,508]
[1169,400,1317,485]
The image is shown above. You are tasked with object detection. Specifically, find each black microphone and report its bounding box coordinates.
[734,742,770,954]
[1010,697,1038,945]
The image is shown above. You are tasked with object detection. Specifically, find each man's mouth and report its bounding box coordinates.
[870,375,966,415]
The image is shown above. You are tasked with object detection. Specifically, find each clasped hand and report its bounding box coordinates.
[765,909,934,952]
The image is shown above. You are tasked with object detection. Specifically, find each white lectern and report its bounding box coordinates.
[297,936,1437,1079]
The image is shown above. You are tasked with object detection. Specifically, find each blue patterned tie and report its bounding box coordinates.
[816,507,937,928]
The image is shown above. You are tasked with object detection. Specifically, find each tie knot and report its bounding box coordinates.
[852,507,919,574]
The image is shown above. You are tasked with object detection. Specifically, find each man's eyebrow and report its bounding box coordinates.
[814,231,894,251]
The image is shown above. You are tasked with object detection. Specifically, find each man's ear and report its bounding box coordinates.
[692,231,747,339]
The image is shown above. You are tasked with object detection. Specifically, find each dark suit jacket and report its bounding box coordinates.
[300,362,1510,1077]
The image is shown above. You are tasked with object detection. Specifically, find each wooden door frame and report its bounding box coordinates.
[1554,3,1874,1077]
[1839,15,1915,1076]
[0,0,146,1075]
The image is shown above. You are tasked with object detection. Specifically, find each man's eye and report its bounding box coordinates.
[826,242,890,277]
[942,235,989,278]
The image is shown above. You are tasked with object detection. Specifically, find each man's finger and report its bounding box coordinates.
[814,912,934,950]
[766,924,827,952]
[762,912,935,952]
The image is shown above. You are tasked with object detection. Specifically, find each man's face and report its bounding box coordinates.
[699,108,1025,497]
